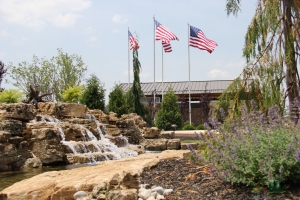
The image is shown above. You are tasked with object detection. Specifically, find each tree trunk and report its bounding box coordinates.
[283,0,299,122]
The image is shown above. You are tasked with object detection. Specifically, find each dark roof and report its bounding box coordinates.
[119,80,237,96]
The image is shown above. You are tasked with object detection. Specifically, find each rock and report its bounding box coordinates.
[151,186,164,195]
[87,109,108,123]
[143,127,161,139]
[108,173,120,190]
[0,119,23,137]
[106,189,137,200]
[167,139,181,150]
[105,124,120,136]
[125,145,145,155]
[56,103,87,119]
[92,182,107,198]
[96,194,106,200]
[74,191,88,199]
[146,196,156,200]
[163,188,174,196]
[140,139,168,151]
[138,188,151,200]
[121,171,140,189]
[156,194,165,200]
[0,103,37,121]
[24,157,42,168]
[0,150,188,200]
[0,131,11,143]
[181,142,199,150]
[37,102,59,117]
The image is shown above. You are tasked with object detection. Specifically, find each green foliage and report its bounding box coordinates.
[196,124,205,130]
[0,89,24,103]
[191,104,300,188]
[182,122,195,130]
[81,74,105,110]
[221,0,300,120]
[61,85,84,103]
[108,83,128,117]
[7,48,87,101]
[156,88,182,130]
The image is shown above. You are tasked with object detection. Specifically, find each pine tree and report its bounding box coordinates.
[108,83,128,117]
[156,88,183,130]
[81,74,105,110]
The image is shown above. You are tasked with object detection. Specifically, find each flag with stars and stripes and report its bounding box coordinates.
[189,25,217,53]
[155,20,178,53]
[128,30,139,50]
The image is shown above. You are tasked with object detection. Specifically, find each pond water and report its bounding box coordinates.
[0,163,97,191]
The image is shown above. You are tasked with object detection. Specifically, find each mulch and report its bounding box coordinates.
[140,158,300,200]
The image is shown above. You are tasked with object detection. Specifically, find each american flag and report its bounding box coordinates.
[128,30,139,50]
[155,20,178,53]
[189,25,217,53]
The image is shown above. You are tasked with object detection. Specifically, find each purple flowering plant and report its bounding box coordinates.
[188,100,300,188]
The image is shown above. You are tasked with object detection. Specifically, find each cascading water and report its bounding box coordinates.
[39,114,138,164]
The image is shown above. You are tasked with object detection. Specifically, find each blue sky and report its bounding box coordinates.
[0,0,256,102]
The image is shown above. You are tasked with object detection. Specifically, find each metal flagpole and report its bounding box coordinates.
[188,22,191,125]
[162,46,164,100]
[128,27,130,88]
[153,16,156,111]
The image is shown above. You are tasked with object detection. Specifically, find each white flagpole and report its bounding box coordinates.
[128,27,130,88]
[153,16,156,111]
[188,23,191,125]
[162,45,164,100]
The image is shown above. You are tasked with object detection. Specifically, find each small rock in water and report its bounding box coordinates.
[74,191,88,199]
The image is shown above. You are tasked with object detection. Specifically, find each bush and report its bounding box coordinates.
[188,102,300,190]
[0,89,24,103]
[108,83,128,117]
[61,85,84,103]
[182,124,195,130]
[196,124,205,130]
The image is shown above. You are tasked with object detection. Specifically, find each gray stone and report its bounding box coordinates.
[73,191,88,199]
[151,186,164,195]
[24,157,42,168]
[163,189,174,196]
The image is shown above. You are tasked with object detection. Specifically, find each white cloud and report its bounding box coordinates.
[207,69,230,79]
[0,30,9,36]
[112,29,119,34]
[87,36,97,43]
[0,0,92,29]
[112,14,129,24]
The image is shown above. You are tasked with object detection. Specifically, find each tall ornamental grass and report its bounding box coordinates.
[188,101,300,189]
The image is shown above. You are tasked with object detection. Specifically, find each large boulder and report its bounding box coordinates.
[140,139,181,151]
[37,102,59,117]
[56,103,87,119]
[25,122,65,165]
[0,103,37,121]
[87,109,108,123]
[143,127,161,139]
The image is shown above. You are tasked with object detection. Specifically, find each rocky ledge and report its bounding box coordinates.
[0,150,189,200]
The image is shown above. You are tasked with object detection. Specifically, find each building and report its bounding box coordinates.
[120,80,237,125]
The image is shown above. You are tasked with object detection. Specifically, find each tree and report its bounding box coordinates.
[126,36,145,117]
[61,85,84,103]
[220,0,300,120]
[156,88,183,130]
[108,83,128,117]
[81,74,105,110]
[7,48,87,101]
[0,61,7,92]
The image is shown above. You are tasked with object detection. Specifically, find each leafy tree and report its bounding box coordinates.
[7,48,87,101]
[61,85,84,103]
[0,61,7,92]
[156,88,183,130]
[220,0,300,121]
[81,74,105,110]
[0,89,24,103]
[108,83,128,117]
